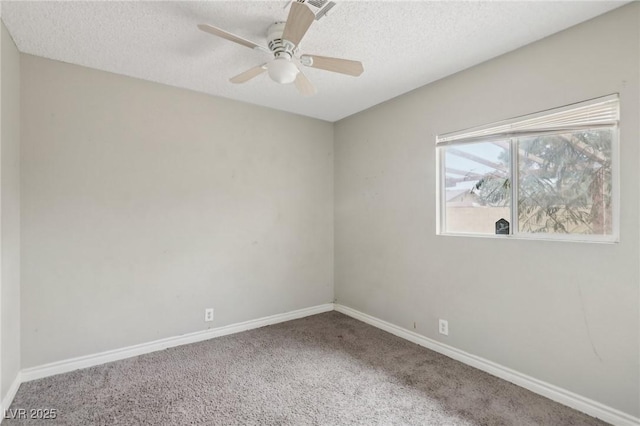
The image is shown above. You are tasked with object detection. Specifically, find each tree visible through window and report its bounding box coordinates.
[437,95,618,242]
[517,130,612,235]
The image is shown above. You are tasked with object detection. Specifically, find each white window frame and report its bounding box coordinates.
[436,94,620,243]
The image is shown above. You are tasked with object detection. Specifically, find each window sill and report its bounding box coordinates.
[436,232,619,244]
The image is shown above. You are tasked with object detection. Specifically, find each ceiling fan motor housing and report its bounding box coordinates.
[267,22,294,60]
[266,22,299,84]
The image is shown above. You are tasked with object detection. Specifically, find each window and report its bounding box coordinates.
[436,95,619,242]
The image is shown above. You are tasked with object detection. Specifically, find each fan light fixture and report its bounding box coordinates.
[197,1,364,96]
[267,58,299,84]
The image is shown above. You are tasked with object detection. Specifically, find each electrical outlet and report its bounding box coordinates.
[439,319,448,336]
[204,308,214,322]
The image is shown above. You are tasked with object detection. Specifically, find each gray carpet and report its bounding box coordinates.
[6,311,607,425]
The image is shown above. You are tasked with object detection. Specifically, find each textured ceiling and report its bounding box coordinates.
[1,1,627,122]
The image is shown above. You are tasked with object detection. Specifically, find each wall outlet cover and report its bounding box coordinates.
[205,308,214,322]
[439,319,449,336]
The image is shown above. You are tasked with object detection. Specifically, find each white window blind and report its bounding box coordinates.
[436,94,619,146]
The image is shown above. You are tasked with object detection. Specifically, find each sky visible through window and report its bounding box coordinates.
[445,143,506,191]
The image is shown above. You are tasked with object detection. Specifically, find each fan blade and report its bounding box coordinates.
[301,54,364,76]
[230,64,267,84]
[294,70,317,96]
[282,2,315,47]
[198,24,267,52]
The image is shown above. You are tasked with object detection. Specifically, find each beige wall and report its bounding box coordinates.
[335,3,639,417]
[20,54,334,367]
[1,21,21,400]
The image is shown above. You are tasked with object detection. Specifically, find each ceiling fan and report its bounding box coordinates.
[197,0,364,96]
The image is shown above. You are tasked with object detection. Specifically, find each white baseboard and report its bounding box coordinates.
[13,303,640,426]
[20,303,334,383]
[334,304,639,426]
[0,372,22,424]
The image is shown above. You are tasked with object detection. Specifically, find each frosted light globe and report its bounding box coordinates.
[267,58,299,84]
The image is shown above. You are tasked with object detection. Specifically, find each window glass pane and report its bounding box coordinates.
[517,129,613,235]
[443,141,511,234]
